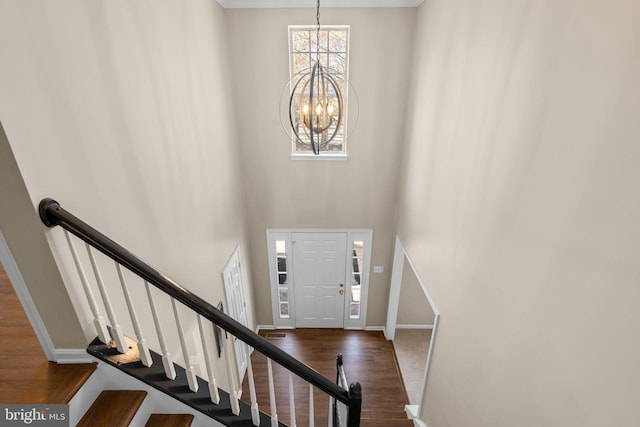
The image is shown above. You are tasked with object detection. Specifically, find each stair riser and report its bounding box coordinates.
[71,359,226,427]
[88,338,285,426]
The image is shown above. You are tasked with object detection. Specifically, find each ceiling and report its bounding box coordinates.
[217,0,423,8]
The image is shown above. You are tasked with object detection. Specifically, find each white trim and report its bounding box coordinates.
[405,405,419,419]
[256,325,276,332]
[396,324,434,330]
[422,315,439,419]
[345,230,372,329]
[221,245,250,382]
[385,235,406,340]
[0,230,57,362]
[269,228,372,234]
[217,0,423,8]
[266,230,295,329]
[405,405,429,427]
[54,348,94,364]
[266,229,372,329]
[364,326,385,332]
[386,234,440,424]
[290,153,349,161]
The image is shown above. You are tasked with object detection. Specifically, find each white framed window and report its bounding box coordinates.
[345,231,372,328]
[266,231,295,328]
[288,25,350,159]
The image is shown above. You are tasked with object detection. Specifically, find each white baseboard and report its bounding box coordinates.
[55,348,94,364]
[405,405,419,419]
[257,325,297,332]
[258,325,386,333]
[396,324,434,330]
[405,405,428,426]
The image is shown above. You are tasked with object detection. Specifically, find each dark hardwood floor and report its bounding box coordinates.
[242,329,413,427]
[0,263,412,425]
[0,263,96,404]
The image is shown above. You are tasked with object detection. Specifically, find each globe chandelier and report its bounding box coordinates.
[283,0,356,155]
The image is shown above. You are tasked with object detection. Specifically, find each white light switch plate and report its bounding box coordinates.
[373,266,384,273]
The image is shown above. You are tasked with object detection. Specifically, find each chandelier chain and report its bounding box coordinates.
[316,0,321,64]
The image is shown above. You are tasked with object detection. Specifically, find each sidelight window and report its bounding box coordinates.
[350,241,364,319]
[275,240,290,318]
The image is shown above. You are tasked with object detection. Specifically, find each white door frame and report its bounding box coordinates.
[221,246,249,381]
[385,234,439,422]
[266,229,372,330]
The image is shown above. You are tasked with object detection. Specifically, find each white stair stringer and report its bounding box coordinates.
[68,356,225,427]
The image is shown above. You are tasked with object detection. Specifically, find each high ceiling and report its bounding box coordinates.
[217,0,422,8]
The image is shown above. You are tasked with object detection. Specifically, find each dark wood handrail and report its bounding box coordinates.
[38,198,352,406]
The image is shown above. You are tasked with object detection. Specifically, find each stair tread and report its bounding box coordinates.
[48,362,98,404]
[0,361,97,404]
[78,390,147,427]
[145,413,194,427]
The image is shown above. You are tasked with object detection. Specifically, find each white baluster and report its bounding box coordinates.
[289,372,297,427]
[145,281,176,380]
[246,347,260,425]
[64,231,109,344]
[172,299,198,392]
[86,245,127,353]
[116,264,152,366]
[267,359,278,427]
[197,316,220,404]
[223,336,241,415]
[309,384,314,427]
[328,396,334,427]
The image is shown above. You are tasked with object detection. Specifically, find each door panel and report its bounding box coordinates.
[293,233,347,328]
[222,248,248,381]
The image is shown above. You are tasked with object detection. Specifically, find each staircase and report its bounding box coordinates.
[85,333,281,426]
[77,388,194,427]
[38,198,361,427]
[0,262,196,426]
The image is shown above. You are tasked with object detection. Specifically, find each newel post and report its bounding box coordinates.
[347,382,362,427]
[39,198,61,227]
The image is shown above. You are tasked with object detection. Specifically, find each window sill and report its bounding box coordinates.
[290,153,349,161]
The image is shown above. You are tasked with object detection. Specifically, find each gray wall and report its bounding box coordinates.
[226,8,416,326]
[0,0,255,351]
[398,0,640,425]
[397,257,434,326]
[0,122,86,348]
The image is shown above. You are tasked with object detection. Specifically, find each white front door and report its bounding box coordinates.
[292,232,347,328]
[222,247,248,380]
